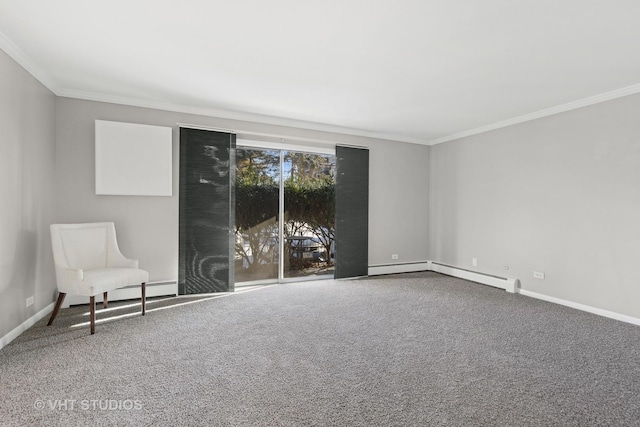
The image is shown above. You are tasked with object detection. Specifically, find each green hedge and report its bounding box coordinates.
[236,178,334,231]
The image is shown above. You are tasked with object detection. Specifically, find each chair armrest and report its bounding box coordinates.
[56,268,84,287]
[120,258,139,268]
[109,254,139,269]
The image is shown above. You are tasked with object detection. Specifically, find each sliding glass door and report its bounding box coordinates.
[235,147,336,284]
[179,128,367,293]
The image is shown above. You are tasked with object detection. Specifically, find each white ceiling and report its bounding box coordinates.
[1,0,640,145]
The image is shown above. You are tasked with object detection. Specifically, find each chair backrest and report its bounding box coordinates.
[50,222,120,270]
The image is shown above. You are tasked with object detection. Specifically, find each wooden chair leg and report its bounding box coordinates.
[103,292,108,308]
[90,296,96,335]
[47,292,66,326]
[141,282,146,316]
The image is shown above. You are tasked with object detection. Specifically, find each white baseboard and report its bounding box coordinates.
[0,302,55,351]
[519,289,640,327]
[64,281,178,307]
[0,281,177,350]
[5,272,638,351]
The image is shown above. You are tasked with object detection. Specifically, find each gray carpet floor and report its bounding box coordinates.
[1,271,640,426]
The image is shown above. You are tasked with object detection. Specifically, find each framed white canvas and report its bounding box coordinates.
[95,120,173,196]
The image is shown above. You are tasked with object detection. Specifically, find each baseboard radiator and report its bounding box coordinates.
[64,280,178,308]
[368,261,518,293]
[63,262,518,307]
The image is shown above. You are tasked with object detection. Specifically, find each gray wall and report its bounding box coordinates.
[55,98,430,283]
[429,93,640,318]
[369,138,429,265]
[0,50,56,338]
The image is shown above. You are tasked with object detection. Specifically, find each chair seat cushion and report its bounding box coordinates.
[62,268,149,296]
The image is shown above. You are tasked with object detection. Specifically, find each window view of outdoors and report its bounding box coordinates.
[235,149,280,282]
[283,151,335,278]
[234,148,335,283]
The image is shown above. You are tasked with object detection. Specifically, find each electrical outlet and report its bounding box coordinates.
[26,296,34,307]
[472,258,477,267]
[391,254,399,260]
[533,271,545,279]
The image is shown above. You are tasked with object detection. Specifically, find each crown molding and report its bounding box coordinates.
[56,88,428,146]
[59,82,640,148]
[4,25,640,147]
[0,29,60,94]
[428,83,640,145]
[0,26,425,145]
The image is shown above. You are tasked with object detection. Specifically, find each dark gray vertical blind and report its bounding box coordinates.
[179,128,236,294]
[334,145,369,279]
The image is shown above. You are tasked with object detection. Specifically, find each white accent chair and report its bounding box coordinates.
[48,222,149,334]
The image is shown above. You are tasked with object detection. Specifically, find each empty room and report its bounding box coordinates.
[1,1,640,425]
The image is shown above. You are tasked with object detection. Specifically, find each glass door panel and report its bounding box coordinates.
[283,151,336,279]
[234,149,280,282]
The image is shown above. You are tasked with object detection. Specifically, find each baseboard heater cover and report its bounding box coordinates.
[367,262,432,276]
[64,280,178,308]
[368,261,518,293]
[429,262,518,293]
